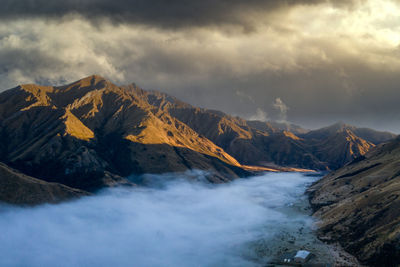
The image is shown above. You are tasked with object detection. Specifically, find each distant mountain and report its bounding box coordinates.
[0,162,88,205]
[0,75,396,202]
[246,120,278,134]
[304,127,374,170]
[308,137,400,266]
[262,121,309,135]
[137,89,390,170]
[300,122,396,144]
[163,101,392,170]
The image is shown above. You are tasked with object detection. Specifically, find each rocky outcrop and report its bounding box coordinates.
[308,137,400,266]
[0,162,88,205]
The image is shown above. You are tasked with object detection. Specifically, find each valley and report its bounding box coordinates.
[2,1,400,266]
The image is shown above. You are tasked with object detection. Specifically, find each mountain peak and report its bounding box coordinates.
[64,74,110,89]
[81,74,108,83]
[52,75,120,101]
[17,75,109,91]
[328,121,351,130]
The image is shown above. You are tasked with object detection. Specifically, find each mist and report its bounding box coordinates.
[0,172,320,266]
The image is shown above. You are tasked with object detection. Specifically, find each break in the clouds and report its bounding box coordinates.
[0,0,400,132]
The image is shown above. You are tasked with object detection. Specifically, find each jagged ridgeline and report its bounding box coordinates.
[0,75,396,196]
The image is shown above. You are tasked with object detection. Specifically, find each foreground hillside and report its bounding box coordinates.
[0,162,88,205]
[309,137,400,266]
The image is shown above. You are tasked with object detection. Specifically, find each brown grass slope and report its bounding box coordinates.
[121,84,327,170]
[0,75,253,192]
[0,162,88,205]
[301,122,396,144]
[126,88,387,170]
[308,137,400,266]
[305,128,375,170]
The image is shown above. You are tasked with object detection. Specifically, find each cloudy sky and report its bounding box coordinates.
[1,0,399,132]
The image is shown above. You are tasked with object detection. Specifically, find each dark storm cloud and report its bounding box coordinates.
[0,0,399,132]
[0,0,359,29]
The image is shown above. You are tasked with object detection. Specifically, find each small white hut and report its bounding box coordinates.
[294,250,312,263]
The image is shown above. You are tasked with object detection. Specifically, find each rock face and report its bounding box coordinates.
[308,137,400,266]
[0,162,88,205]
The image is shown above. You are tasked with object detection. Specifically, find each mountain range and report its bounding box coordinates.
[0,75,396,201]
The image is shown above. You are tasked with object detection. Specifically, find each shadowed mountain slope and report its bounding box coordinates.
[254,120,309,135]
[308,137,400,266]
[301,122,396,144]
[0,75,257,192]
[0,162,88,205]
[123,86,392,170]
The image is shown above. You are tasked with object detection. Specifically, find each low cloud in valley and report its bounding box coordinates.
[0,172,315,266]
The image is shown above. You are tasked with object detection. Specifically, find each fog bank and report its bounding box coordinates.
[0,172,318,266]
